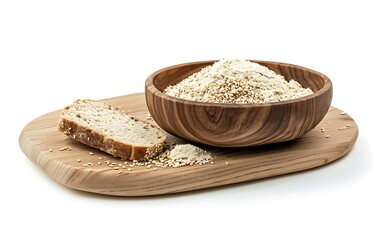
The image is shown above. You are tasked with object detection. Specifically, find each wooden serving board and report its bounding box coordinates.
[19,93,358,196]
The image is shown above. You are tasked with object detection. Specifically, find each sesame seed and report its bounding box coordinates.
[320,127,325,133]
[118,171,122,174]
[346,124,351,127]
[98,157,103,160]
[87,162,93,166]
[49,149,53,152]
[326,135,331,138]
[114,167,119,170]
[225,161,230,165]
[59,146,71,151]
[127,168,132,171]
[340,112,346,115]
[97,162,101,165]
[89,152,94,155]
[77,159,81,162]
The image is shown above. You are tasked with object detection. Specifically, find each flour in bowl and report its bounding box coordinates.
[164,59,313,104]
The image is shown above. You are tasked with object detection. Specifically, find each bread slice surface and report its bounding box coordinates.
[58,99,166,160]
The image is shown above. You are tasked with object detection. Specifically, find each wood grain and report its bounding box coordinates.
[145,60,333,147]
[19,93,358,196]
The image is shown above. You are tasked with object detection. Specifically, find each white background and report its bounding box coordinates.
[1,0,380,239]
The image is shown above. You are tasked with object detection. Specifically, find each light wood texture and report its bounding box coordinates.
[145,60,333,147]
[19,93,357,196]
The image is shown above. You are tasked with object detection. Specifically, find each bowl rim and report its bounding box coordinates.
[145,60,333,108]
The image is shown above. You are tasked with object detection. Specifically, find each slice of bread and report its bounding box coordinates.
[58,99,166,160]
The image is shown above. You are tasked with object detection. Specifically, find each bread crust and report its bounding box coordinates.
[58,117,164,161]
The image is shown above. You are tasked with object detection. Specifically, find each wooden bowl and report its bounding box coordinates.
[145,60,333,147]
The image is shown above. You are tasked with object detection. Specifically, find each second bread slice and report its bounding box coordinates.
[58,99,166,160]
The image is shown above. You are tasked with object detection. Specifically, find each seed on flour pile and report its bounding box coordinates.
[164,59,313,104]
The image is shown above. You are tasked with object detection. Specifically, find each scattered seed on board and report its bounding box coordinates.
[77,159,81,162]
[59,146,71,151]
[326,135,331,138]
[338,125,351,130]
[49,149,53,152]
[97,162,101,165]
[225,161,230,165]
[320,127,325,133]
[89,152,94,155]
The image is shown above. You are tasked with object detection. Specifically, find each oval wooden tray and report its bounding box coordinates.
[19,93,358,196]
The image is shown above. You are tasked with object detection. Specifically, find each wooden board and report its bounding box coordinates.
[19,93,358,196]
